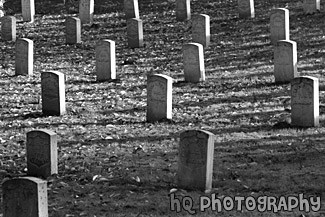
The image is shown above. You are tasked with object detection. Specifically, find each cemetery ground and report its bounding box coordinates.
[2,0,325,216]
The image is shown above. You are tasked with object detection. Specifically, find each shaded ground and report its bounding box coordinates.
[1,0,325,216]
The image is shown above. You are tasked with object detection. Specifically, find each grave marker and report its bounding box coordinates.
[21,0,35,22]
[238,0,255,18]
[127,18,143,48]
[291,76,319,127]
[274,39,297,83]
[192,14,210,47]
[96,40,116,81]
[303,0,320,14]
[66,17,81,44]
[183,43,205,82]
[176,0,190,21]
[15,38,33,76]
[147,74,172,122]
[41,71,66,116]
[270,8,289,45]
[3,177,48,217]
[124,0,139,19]
[79,0,94,24]
[177,130,215,191]
[0,0,3,17]
[1,16,16,41]
[27,129,58,178]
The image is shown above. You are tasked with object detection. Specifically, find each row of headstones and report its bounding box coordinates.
[7,3,321,127]
[1,79,319,215]
[4,4,309,85]
[2,129,57,216]
[0,127,213,215]
[237,0,320,18]
[17,0,203,24]
[2,12,209,81]
[4,69,198,118]
[4,6,314,79]
[11,37,115,81]
[271,7,319,127]
[148,74,320,127]
[15,0,94,23]
[12,47,319,127]
[4,121,322,216]
[7,42,321,126]
[179,90,318,192]
[271,8,296,84]
[17,0,322,24]
[175,0,320,20]
[1,15,143,48]
[63,15,146,48]
[124,0,144,49]
[123,0,210,48]
[5,5,319,125]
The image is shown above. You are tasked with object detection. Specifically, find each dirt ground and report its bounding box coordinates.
[1,0,325,216]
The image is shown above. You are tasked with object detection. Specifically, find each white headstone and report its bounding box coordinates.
[127,18,143,48]
[66,17,81,44]
[177,130,215,191]
[96,40,116,81]
[291,76,319,127]
[15,38,33,76]
[27,129,58,178]
[21,0,35,22]
[79,0,94,24]
[270,8,289,45]
[0,1,3,18]
[147,74,172,122]
[41,71,66,116]
[1,16,16,41]
[303,0,320,14]
[176,0,190,21]
[192,14,210,48]
[183,43,205,82]
[238,0,255,18]
[3,177,48,217]
[274,40,297,83]
[124,0,139,19]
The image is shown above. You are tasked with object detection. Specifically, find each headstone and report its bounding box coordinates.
[124,0,139,19]
[66,17,81,44]
[270,8,289,45]
[27,129,58,178]
[238,0,255,18]
[96,40,116,81]
[274,39,297,83]
[192,14,210,47]
[147,74,172,122]
[127,18,143,48]
[177,130,215,191]
[303,0,320,14]
[41,71,66,116]
[21,0,35,22]
[0,1,3,18]
[3,177,48,217]
[291,76,319,127]
[183,43,205,82]
[176,0,190,21]
[79,0,94,24]
[15,38,33,76]
[1,16,16,41]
